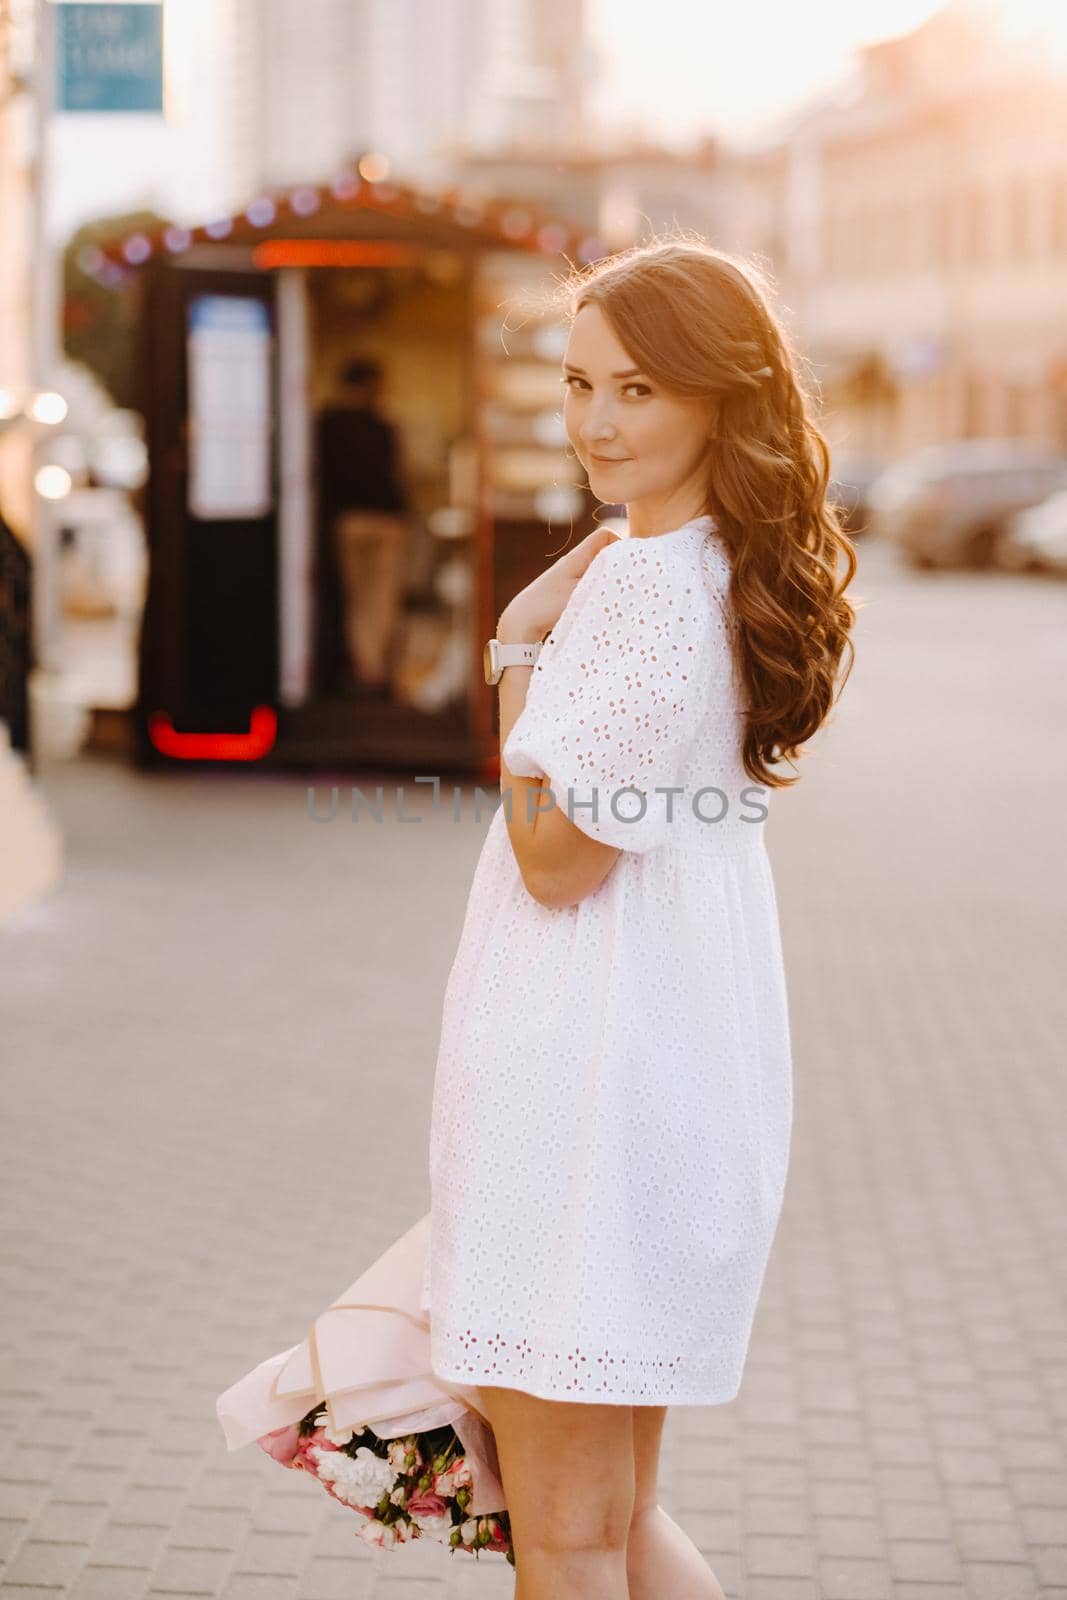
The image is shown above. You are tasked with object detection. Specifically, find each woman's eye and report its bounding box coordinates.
[560,376,650,397]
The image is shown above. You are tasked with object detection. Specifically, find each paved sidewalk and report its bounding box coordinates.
[2,541,1065,1599]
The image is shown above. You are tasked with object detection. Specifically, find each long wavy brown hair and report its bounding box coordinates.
[553,234,861,790]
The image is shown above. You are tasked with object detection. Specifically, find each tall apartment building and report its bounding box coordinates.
[227,0,590,197]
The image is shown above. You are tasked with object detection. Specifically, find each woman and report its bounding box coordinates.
[424,236,858,1598]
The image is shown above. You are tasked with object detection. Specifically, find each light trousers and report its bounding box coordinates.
[331,509,408,683]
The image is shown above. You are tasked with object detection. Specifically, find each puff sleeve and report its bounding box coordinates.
[502,538,717,853]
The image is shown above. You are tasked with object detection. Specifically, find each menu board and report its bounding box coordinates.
[186,294,273,520]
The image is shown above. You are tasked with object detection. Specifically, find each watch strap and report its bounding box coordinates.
[495,640,541,669]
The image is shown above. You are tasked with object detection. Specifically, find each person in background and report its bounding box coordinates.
[316,357,410,698]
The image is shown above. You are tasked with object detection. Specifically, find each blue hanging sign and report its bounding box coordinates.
[56,3,164,114]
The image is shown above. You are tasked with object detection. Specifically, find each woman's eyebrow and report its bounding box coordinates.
[562,362,646,378]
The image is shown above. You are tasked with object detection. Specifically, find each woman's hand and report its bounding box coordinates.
[497,526,622,642]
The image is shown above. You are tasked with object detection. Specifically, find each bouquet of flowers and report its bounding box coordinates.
[257,1404,514,1564]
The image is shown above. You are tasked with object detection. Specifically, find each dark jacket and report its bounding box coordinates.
[316,404,410,517]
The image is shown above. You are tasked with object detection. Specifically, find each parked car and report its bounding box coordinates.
[998,488,1067,575]
[867,439,1067,570]
[828,455,882,535]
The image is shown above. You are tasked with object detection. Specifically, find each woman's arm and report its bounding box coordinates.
[496,604,622,910]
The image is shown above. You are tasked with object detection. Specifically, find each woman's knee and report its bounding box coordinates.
[476,1385,635,1553]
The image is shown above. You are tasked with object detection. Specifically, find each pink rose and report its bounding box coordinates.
[256,1424,301,1465]
[294,1429,341,1477]
[407,1489,449,1519]
[432,1455,473,1496]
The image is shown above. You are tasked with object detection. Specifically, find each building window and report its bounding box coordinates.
[965,185,985,265]
[1052,173,1067,257]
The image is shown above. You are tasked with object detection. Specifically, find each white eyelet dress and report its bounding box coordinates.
[422,514,793,1405]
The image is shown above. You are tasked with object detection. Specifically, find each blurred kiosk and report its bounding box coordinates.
[119,173,607,772]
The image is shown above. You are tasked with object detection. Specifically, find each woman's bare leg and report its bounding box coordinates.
[476,1383,634,1600]
[627,1407,728,1600]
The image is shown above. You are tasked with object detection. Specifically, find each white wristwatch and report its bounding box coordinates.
[484,637,543,685]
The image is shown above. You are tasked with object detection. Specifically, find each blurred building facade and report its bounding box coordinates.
[732,4,1067,461]
[227,0,591,197]
[47,0,592,244]
[0,0,33,536]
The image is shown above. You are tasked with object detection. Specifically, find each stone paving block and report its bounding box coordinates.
[1037,1549,1067,1587]
[740,1458,808,1497]
[313,1513,377,1559]
[3,1537,91,1587]
[220,1580,305,1600]
[0,1483,48,1521]
[1002,1435,1066,1471]
[248,1497,322,1537]
[811,1478,879,1517]
[445,1554,515,1599]
[744,1533,816,1578]
[0,1520,27,1561]
[677,1470,740,1513]
[869,1428,936,1466]
[961,1562,1040,1599]
[871,1464,945,1504]
[296,1553,377,1599]
[231,1529,310,1577]
[1023,1509,1067,1543]
[745,1494,808,1535]
[945,1483,1017,1521]
[992,1404,1054,1436]
[744,1580,818,1600]
[49,1463,132,1513]
[955,1517,1030,1562]
[888,1535,965,1582]
[802,1411,867,1448]
[168,1510,251,1550]
[70,1569,151,1600]
[31,1500,110,1544]
[813,1515,885,1557]
[111,1487,184,1526]
[0,1443,60,1490]
[88,1519,168,1568]
[148,1545,233,1595]
[925,1384,982,1416]
[809,1443,873,1481]
[191,1473,265,1516]
[819,1554,893,1598]
[1012,1470,1067,1508]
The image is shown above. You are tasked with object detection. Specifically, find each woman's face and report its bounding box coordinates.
[561,301,713,526]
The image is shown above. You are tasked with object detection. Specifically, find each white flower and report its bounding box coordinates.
[322,1418,357,1447]
[386,1436,415,1472]
[310,1444,396,1508]
[460,1517,479,1545]
[357,1519,394,1548]
[410,1509,452,1543]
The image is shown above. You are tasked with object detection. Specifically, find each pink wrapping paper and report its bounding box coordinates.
[215,1212,507,1515]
